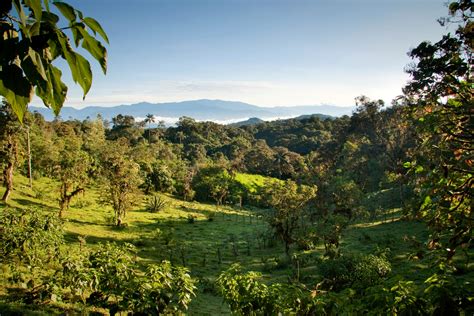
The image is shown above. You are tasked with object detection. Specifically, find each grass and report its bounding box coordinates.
[1,174,473,315]
[234,172,280,193]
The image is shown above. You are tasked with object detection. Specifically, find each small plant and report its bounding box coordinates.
[147,195,168,213]
[33,187,45,200]
[207,212,215,222]
[261,257,278,272]
[187,214,196,224]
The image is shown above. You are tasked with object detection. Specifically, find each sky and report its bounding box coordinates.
[34,0,450,109]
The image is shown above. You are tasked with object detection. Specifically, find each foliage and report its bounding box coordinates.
[144,162,175,194]
[0,208,63,266]
[403,0,473,259]
[318,253,392,291]
[263,180,317,256]
[100,138,142,226]
[0,0,108,121]
[216,264,269,315]
[0,102,25,201]
[146,194,168,213]
[192,166,245,205]
[52,124,90,216]
[216,263,350,315]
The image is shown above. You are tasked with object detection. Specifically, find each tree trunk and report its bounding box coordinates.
[26,126,32,189]
[2,162,14,202]
[59,186,84,217]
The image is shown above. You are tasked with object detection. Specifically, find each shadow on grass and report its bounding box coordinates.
[0,292,66,315]
[64,231,135,246]
[67,218,109,227]
[13,198,57,211]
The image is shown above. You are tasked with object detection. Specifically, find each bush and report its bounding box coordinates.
[187,214,196,224]
[0,209,64,267]
[47,242,196,314]
[1,211,196,314]
[146,194,168,213]
[318,253,391,291]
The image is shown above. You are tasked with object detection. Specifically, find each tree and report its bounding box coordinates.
[263,180,317,257]
[0,0,108,122]
[100,138,142,226]
[0,102,24,201]
[403,0,473,260]
[192,166,241,206]
[144,113,156,142]
[52,125,90,217]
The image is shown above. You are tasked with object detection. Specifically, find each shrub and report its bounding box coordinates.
[0,209,64,267]
[1,211,196,314]
[318,253,391,291]
[146,194,168,213]
[48,243,196,314]
[187,214,196,224]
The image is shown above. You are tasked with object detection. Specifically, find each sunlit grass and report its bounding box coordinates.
[1,173,472,315]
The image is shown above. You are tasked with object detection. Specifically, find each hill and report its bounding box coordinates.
[29,99,353,122]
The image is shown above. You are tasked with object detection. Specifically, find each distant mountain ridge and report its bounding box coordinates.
[29,99,354,123]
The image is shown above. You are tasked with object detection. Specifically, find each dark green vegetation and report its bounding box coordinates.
[1,0,473,315]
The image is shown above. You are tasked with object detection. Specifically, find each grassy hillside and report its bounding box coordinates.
[1,174,472,315]
[234,172,281,193]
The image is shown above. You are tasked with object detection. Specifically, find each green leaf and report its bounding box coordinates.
[24,0,42,21]
[415,166,424,173]
[83,17,109,43]
[77,27,107,74]
[71,23,84,47]
[22,47,48,82]
[41,11,59,24]
[57,33,92,98]
[53,1,76,22]
[35,64,67,115]
[42,0,49,12]
[65,50,92,98]
[12,0,27,27]
[0,64,33,122]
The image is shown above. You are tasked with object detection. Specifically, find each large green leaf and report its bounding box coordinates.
[36,63,67,115]
[57,32,92,98]
[83,17,109,44]
[65,50,92,98]
[0,64,33,122]
[41,11,59,24]
[12,0,27,27]
[78,27,107,74]
[70,23,83,47]
[24,0,42,21]
[53,1,76,22]
[21,47,48,88]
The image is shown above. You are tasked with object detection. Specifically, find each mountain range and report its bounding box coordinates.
[29,99,354,124]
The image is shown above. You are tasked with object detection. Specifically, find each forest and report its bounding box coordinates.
[0,0,473,315]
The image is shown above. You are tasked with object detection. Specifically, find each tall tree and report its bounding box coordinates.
[264,180,317,257]
[0,102,23,202]
[100,138,142,226]
[403,0,473,259]
[144,113,156,142]
[52,124,90,217]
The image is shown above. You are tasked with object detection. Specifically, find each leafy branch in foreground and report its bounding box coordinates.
[0,0,108,122]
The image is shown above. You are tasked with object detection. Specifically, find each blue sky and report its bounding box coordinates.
[39,0,449,108]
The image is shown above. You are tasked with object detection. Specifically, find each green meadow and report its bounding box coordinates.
[3,174,468,315]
